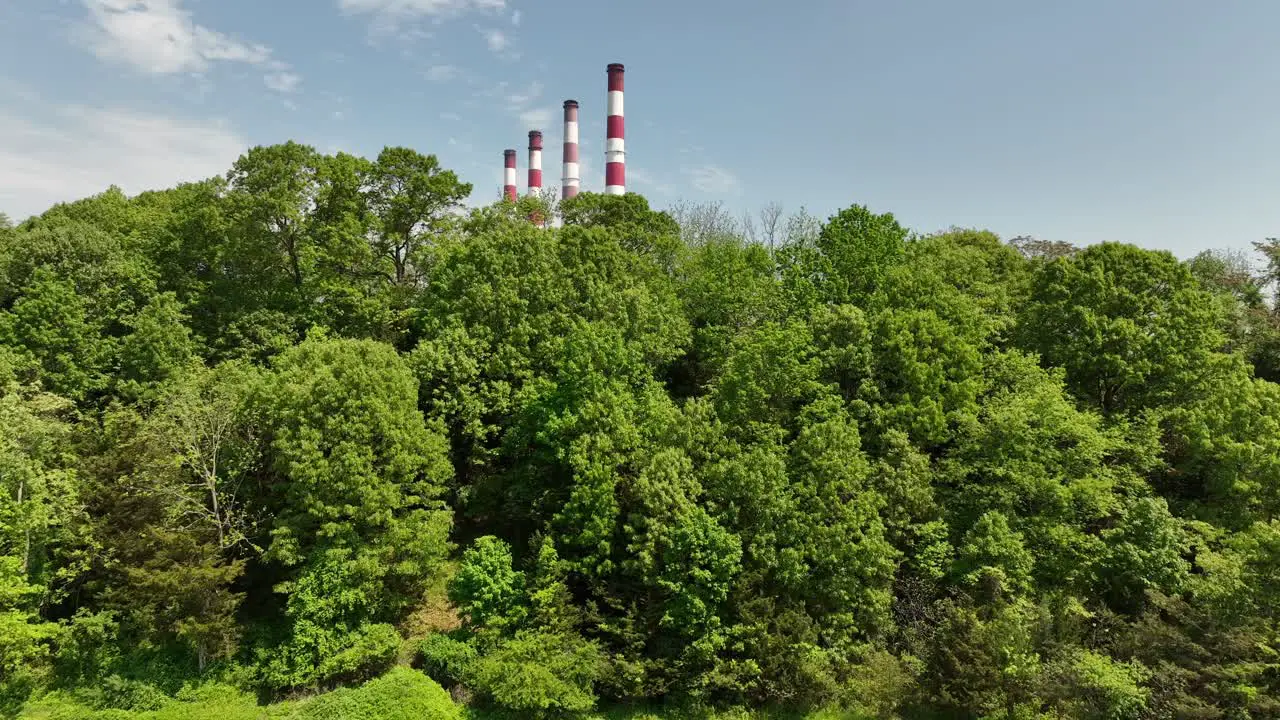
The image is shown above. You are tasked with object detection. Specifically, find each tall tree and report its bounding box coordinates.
[366,147,472,288]
[255,335,453,689]
[1019,242,1225,414]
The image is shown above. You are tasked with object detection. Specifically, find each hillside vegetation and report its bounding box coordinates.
[3,142,1280,719]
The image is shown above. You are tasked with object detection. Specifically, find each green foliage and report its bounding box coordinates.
[255,335,453,689]
[466,631,604,717]
[115,292,198,401]
[1041,649,1150,720]
[416,634,477,688]
[5,152,1280,720]
[289,667,460,720]
[448,537,527,635]
[366,146,472,289]
[559,192,682,262]
[923,600,1044,719]
[955,512,1035,600]
[671,237,781,394]
[1019,242,1223,414]
[17,671,461,720]
[778,204,907,308]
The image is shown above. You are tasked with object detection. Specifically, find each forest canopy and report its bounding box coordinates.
[3,142,1280,720]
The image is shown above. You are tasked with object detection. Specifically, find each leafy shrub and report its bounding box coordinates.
[289,667,459,720]
[447,537,526,634]
[841,649,918,720]
[258,622,401,691]
[466,631,603,717]
[18,684,272,720]
[416,634,477,687]
[97,675,170,712]
[1043,649,1150,720]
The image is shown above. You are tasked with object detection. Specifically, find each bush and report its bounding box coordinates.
[841,649,918,720]
[98,675,170,712]
[19,683,282,720]
[416,634,477,688]
[1043,649,1150,720]
[289,667,460,720]
[467,631,603,717]
[259,622,401,691]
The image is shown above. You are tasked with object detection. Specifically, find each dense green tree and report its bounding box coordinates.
[448,536,526,636]
[466,631,603,717]
[669,236,781,395]
[778,204,908,308]
[255,335,453,689]
[1188,248,1280,382]
[1019,242,1224,414]
[225,142,322,296]
[115,292,199,402]
[0,378,79,710]
[80,364,262,675]
[366,147,472,289]
[410,217,688,519]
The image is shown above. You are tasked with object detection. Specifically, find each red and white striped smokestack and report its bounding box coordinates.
[605,63,625,195]
[561,100,580,199]
[503,149,517,202]
[527,130,543,194]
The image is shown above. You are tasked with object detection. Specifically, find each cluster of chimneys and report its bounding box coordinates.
[504,63,626,203]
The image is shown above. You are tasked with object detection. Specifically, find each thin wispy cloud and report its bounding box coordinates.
[0,101,245,220]
[447,137,475,153]
[264,71,302,93]
[482,27,508,52]
[499,81,549,129]
[519,107,553,131]
[504,81,542,108]
[511,10,522,25]
[684,164,742,195]
[338,0,505,34]
[426,64,460,81]
[78,0,301,92]
[629,167,676,196]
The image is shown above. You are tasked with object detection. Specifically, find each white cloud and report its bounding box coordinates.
[264,71,302,93]
[571,135,603,191]
[511,10,521,25]
[578,155,603,192]
[81,0,267,74]
[338,0,505,27]
[80,0,302,92]
[519,107,553,131]
[440,111,462,121]
[498,81,548,128]
[684,164,742,195]
[504,81,542,108]
[629,167,676,196]
[482,27,508,52]
[0,104,246,220]
[426,64,459,81]
[447,137,475,153]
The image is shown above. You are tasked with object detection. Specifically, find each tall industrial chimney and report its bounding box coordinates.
[605,63,625,195]
[503,149,517,203]
[527,131,544,226]
[527,130,543,194]
[561,100,580,200]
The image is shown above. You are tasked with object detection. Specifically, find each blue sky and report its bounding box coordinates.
[2,0,1279,257]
